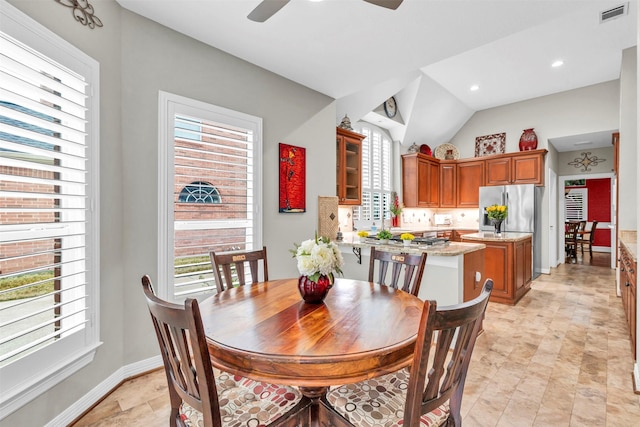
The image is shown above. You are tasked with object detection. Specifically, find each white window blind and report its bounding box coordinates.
[565,188,587,221]
[354,125,392,222]
[159,92,262,301]
[0,3,99,416]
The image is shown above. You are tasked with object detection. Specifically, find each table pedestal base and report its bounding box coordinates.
[275,386,353,427]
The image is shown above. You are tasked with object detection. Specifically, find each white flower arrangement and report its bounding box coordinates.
[291,234,344,284]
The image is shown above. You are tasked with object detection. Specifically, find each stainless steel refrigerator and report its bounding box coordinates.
[479,184,542,278]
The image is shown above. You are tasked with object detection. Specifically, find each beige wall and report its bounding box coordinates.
[619,46,638,231]
[557,147,615,176]
[4,0,334,425]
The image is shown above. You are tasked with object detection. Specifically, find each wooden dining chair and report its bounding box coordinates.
[577,220,598,257]
[368,246,427,296]
[141,275,302,427]
[565,221,580,263]
[209,246,268,293]
[325,279,493,427]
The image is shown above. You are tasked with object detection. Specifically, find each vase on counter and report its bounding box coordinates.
[391,215,399,227]
[519,128,538,151]
[298,275,332,304]
[492,219,503,236]
[403,239,412,247]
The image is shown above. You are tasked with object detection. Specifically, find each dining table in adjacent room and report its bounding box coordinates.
[199,277,424,427]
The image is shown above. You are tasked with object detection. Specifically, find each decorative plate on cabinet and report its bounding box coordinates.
[434,143,460,160]
[419,144,432,156]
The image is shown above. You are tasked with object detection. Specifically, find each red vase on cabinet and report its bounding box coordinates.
[519,128,538,151]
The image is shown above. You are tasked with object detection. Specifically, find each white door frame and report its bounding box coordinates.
[549,169,558,268]
[557,172,615,267]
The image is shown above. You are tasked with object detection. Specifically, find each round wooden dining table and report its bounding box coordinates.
[200,277,424,427]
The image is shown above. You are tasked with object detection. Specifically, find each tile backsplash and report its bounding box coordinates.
[339,206,480,231]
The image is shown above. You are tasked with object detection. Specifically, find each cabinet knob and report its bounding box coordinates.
[625,281,630,287]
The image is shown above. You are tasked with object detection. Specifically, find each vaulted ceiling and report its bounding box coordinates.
[116,0,636,150]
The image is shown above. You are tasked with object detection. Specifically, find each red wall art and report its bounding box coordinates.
[279,143,306,213]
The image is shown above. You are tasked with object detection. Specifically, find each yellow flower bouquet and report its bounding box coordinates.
[357,230,369,238]
[400,233,415,241]
[486,204,508,221]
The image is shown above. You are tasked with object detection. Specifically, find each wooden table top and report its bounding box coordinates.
[200,277,424,387]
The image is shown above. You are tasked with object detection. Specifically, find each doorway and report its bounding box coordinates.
[557,172,616,268]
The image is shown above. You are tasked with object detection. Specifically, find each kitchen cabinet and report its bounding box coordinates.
[461,234,532,305]
[336,127,365,205]
[439,161,457,208]
[402,153,439,208]
[456,159,485,207]
[485,149,546,186]
[620,243,636,358]
[451,229,477,242]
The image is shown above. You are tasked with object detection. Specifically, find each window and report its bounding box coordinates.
[178,181,221,204]
[0,1,100,417]
[565,188,588,221]
[158,92,262,301]
[353,125,392,224]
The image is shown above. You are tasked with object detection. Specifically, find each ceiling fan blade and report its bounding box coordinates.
[363,0,403,10]
[247,0,291,22]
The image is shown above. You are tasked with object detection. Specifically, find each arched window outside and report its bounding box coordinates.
[178,181,221,204]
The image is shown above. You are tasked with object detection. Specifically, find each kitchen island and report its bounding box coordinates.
[337,237,486,306]
[461,232,533,305]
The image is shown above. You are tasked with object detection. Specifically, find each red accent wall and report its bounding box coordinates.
[585,178,610,247]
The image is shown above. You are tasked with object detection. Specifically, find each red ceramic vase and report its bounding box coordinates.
[519,128,538,151]
[298,275,332,304]
[391,216,400,227]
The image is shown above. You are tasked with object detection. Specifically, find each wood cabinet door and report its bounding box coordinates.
[336,128,363,205]
[485,157,511,185]
[483,242,512,303]
[425,158,440,207]
[439,163,456,207]
[456,160,484,207]
[514,240,526,292]
[511,152,544,185]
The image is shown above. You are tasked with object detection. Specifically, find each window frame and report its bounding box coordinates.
[158,91,263,302]
[0,0,100,418]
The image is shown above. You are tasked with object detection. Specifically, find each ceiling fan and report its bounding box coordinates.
[248,0,404,23]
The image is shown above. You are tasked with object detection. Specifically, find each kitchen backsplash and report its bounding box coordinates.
[338,207,480,232]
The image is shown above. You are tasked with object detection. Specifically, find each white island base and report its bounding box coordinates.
[338,242,485,306]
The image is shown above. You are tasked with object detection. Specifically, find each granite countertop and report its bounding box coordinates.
[619,230,637,262]
[460,232,533,243]
[337,239,485,257]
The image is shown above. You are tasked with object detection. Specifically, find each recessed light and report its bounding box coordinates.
[551,60,564,68]
[470,85,479,91]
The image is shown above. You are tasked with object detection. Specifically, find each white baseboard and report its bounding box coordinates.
[634,363,640,394]
[45,355,162,427]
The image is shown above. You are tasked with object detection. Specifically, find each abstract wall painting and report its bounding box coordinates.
[279,143,306,213]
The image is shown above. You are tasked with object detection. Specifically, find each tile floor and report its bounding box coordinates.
[72,253,640,426]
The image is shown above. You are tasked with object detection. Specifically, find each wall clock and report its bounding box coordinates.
[383,96,397,118]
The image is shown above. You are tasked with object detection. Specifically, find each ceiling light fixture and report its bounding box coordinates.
[470,85,479,91]
[551,60,564,68]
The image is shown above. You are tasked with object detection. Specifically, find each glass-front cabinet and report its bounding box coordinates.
[336,127,365,205]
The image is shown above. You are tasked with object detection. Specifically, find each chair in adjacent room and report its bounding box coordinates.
[368,246,427,296]
[209,246,268,293]
[141,275,302,427]
[564,221,580,263]
[577,220,599,258]
[325,279,494,427]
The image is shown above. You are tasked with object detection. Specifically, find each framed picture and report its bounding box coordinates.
[475,132,506,157]
[279,143,306,213]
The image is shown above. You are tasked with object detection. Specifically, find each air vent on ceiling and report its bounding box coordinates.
[600,3,627,23]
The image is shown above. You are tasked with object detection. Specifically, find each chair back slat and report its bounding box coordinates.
[210,246,268,292]
[368,247,427,296]
[142,275,222,427]
[404,280,493,426]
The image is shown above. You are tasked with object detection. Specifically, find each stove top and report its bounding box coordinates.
[390,236,450,246]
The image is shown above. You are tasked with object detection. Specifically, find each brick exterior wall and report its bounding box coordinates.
[0,165,56,275]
